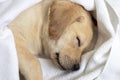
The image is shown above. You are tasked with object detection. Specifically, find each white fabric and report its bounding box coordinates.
[0,0,41,80]
[0,0,120,80]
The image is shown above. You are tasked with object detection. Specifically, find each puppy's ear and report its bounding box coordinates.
[48,1,74,40]
[48,1,66,40]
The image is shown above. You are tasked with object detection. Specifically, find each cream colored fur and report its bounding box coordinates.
[8,0,93,80]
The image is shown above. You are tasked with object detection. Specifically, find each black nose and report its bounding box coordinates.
[72,64,80,71]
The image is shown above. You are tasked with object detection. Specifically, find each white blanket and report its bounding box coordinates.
[0,0,120,80]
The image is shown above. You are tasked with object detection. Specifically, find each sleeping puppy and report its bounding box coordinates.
[8,0,93,80]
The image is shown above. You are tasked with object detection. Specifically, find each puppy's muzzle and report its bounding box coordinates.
[56,53,80,71]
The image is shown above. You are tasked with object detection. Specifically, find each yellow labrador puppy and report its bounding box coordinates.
[8,0,93,80]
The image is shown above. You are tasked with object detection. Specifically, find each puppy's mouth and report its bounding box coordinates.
[55,53,66,70]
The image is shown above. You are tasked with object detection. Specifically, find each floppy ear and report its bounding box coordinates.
[48,1,74,40]
[48,1,66,40]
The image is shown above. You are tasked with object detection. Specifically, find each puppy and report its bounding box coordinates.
[8,0,93,80]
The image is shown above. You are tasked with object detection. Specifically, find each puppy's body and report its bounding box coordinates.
[9,0,51,56]
[8,0,93,80]
[8,1,51,80]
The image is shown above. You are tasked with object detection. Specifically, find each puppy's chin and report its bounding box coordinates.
[54,61,66,70]
[53,58,79,71]
[52,54,80,71]
[51,55,66,70]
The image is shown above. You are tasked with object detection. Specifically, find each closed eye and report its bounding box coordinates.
[76,37,81,47]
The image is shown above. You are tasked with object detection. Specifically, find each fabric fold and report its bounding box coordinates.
[0,0,120,80]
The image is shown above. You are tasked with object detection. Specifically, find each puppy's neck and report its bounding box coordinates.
[40,0,54,57]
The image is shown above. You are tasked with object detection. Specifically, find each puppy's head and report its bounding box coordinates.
[48,1,93,71]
